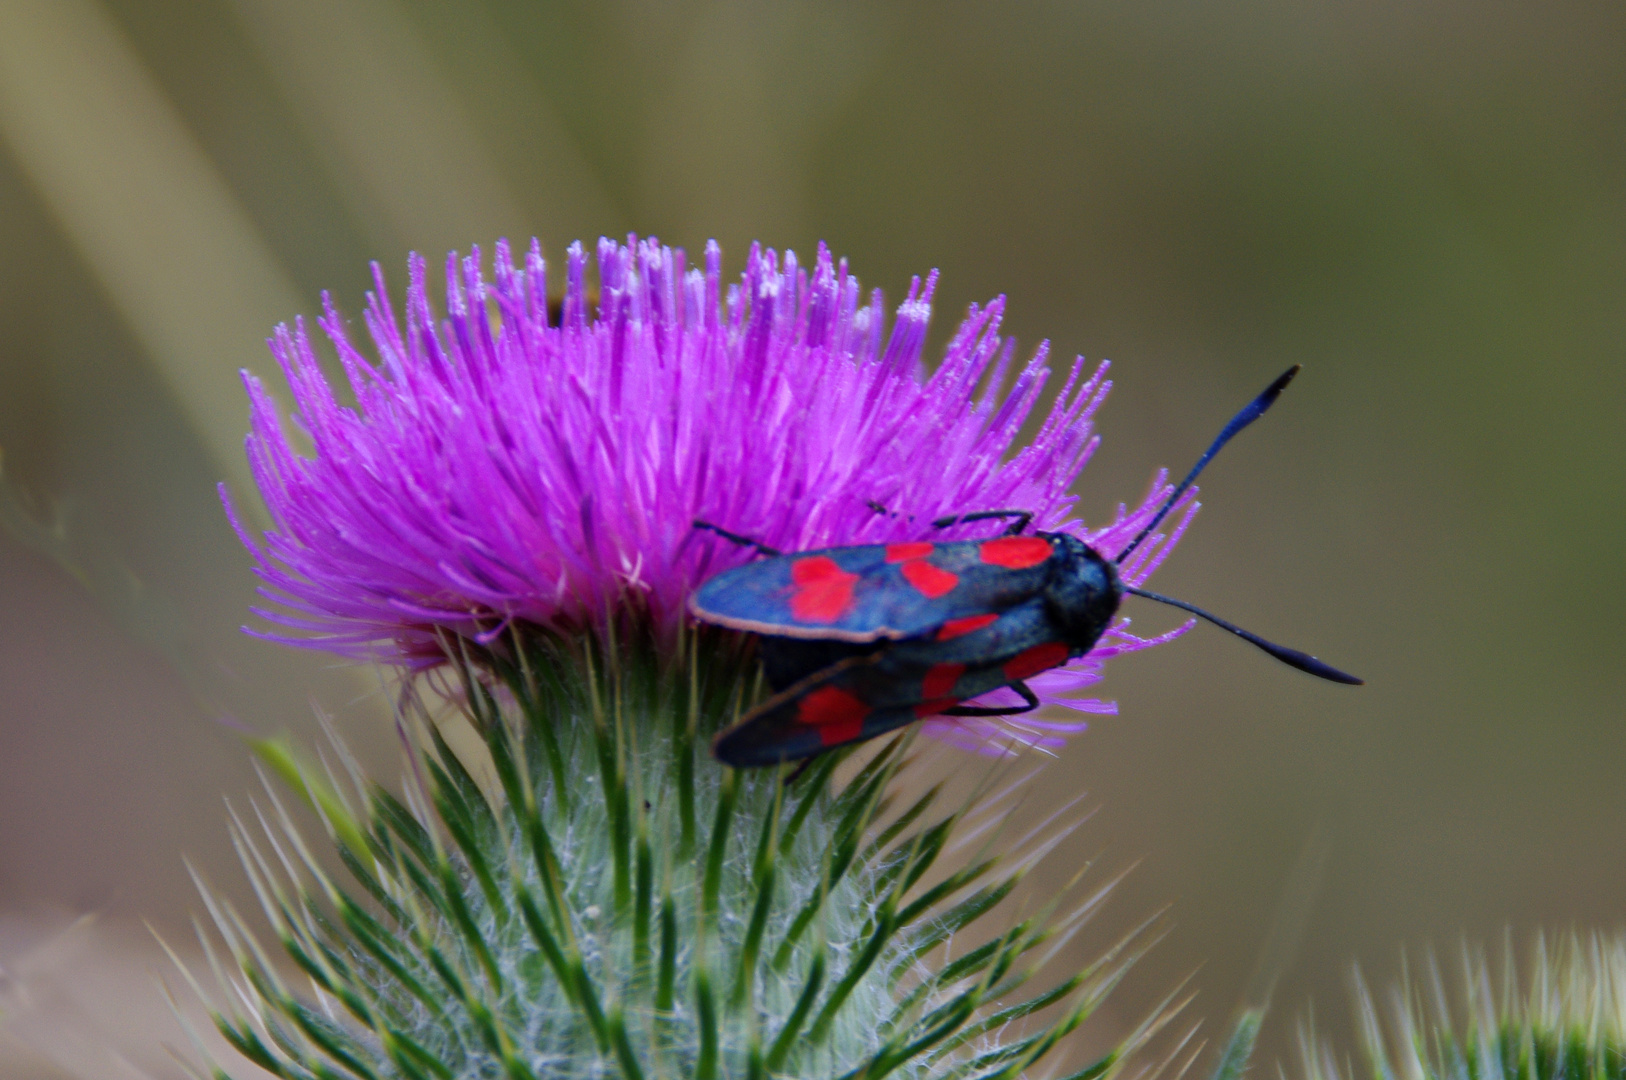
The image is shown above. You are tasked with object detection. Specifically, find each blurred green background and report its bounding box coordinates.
[0,0,1621,1074]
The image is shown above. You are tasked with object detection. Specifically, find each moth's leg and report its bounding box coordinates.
[939,679,1041,717]
[866,499,917,522]
[783,757,816,786]
[692,519,783,558]
[930,509,1034,536]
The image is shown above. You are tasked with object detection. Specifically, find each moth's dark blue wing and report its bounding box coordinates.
[713,600,1075,767]
[691,535,1058,643]
[756,636,880,693]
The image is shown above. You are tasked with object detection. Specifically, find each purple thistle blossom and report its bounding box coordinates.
[225,236,1195,746]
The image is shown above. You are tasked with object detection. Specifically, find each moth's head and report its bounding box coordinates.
[1040,533,1123,653]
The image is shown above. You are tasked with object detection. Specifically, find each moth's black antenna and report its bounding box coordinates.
[1125,585,1363,684]
[1117,365,1301,562]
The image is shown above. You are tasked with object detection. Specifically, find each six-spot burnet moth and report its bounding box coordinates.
[691,365,1361,768]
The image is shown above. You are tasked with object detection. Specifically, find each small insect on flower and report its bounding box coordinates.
[692,365,1361,768]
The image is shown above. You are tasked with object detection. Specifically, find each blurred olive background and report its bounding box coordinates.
[0,0,1621,1074]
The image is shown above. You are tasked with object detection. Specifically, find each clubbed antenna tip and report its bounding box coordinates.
[1118,364,1302,563]
[1126,585,1363,685]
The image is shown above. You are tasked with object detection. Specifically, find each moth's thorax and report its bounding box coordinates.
[1039,533,1123,652]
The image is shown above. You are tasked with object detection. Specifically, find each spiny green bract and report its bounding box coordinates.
[1298,934,1626,1080]
[184,628,1156,1080]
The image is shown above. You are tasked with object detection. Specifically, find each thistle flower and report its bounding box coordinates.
[194,237,1200,1080]
[225,237,1193,751]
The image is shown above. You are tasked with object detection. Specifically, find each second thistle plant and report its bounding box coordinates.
[1295,936,1626,1080]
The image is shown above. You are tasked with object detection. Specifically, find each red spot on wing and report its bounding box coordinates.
[979,536,1053,569]
[795,685,870,746]
[922,663,965,699]
[936,613,999,640]
[900,559,960,599]
[885,542,935,562]
[1002,642,1070,681]
[913,699,958,719]
[789,556,860,622]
